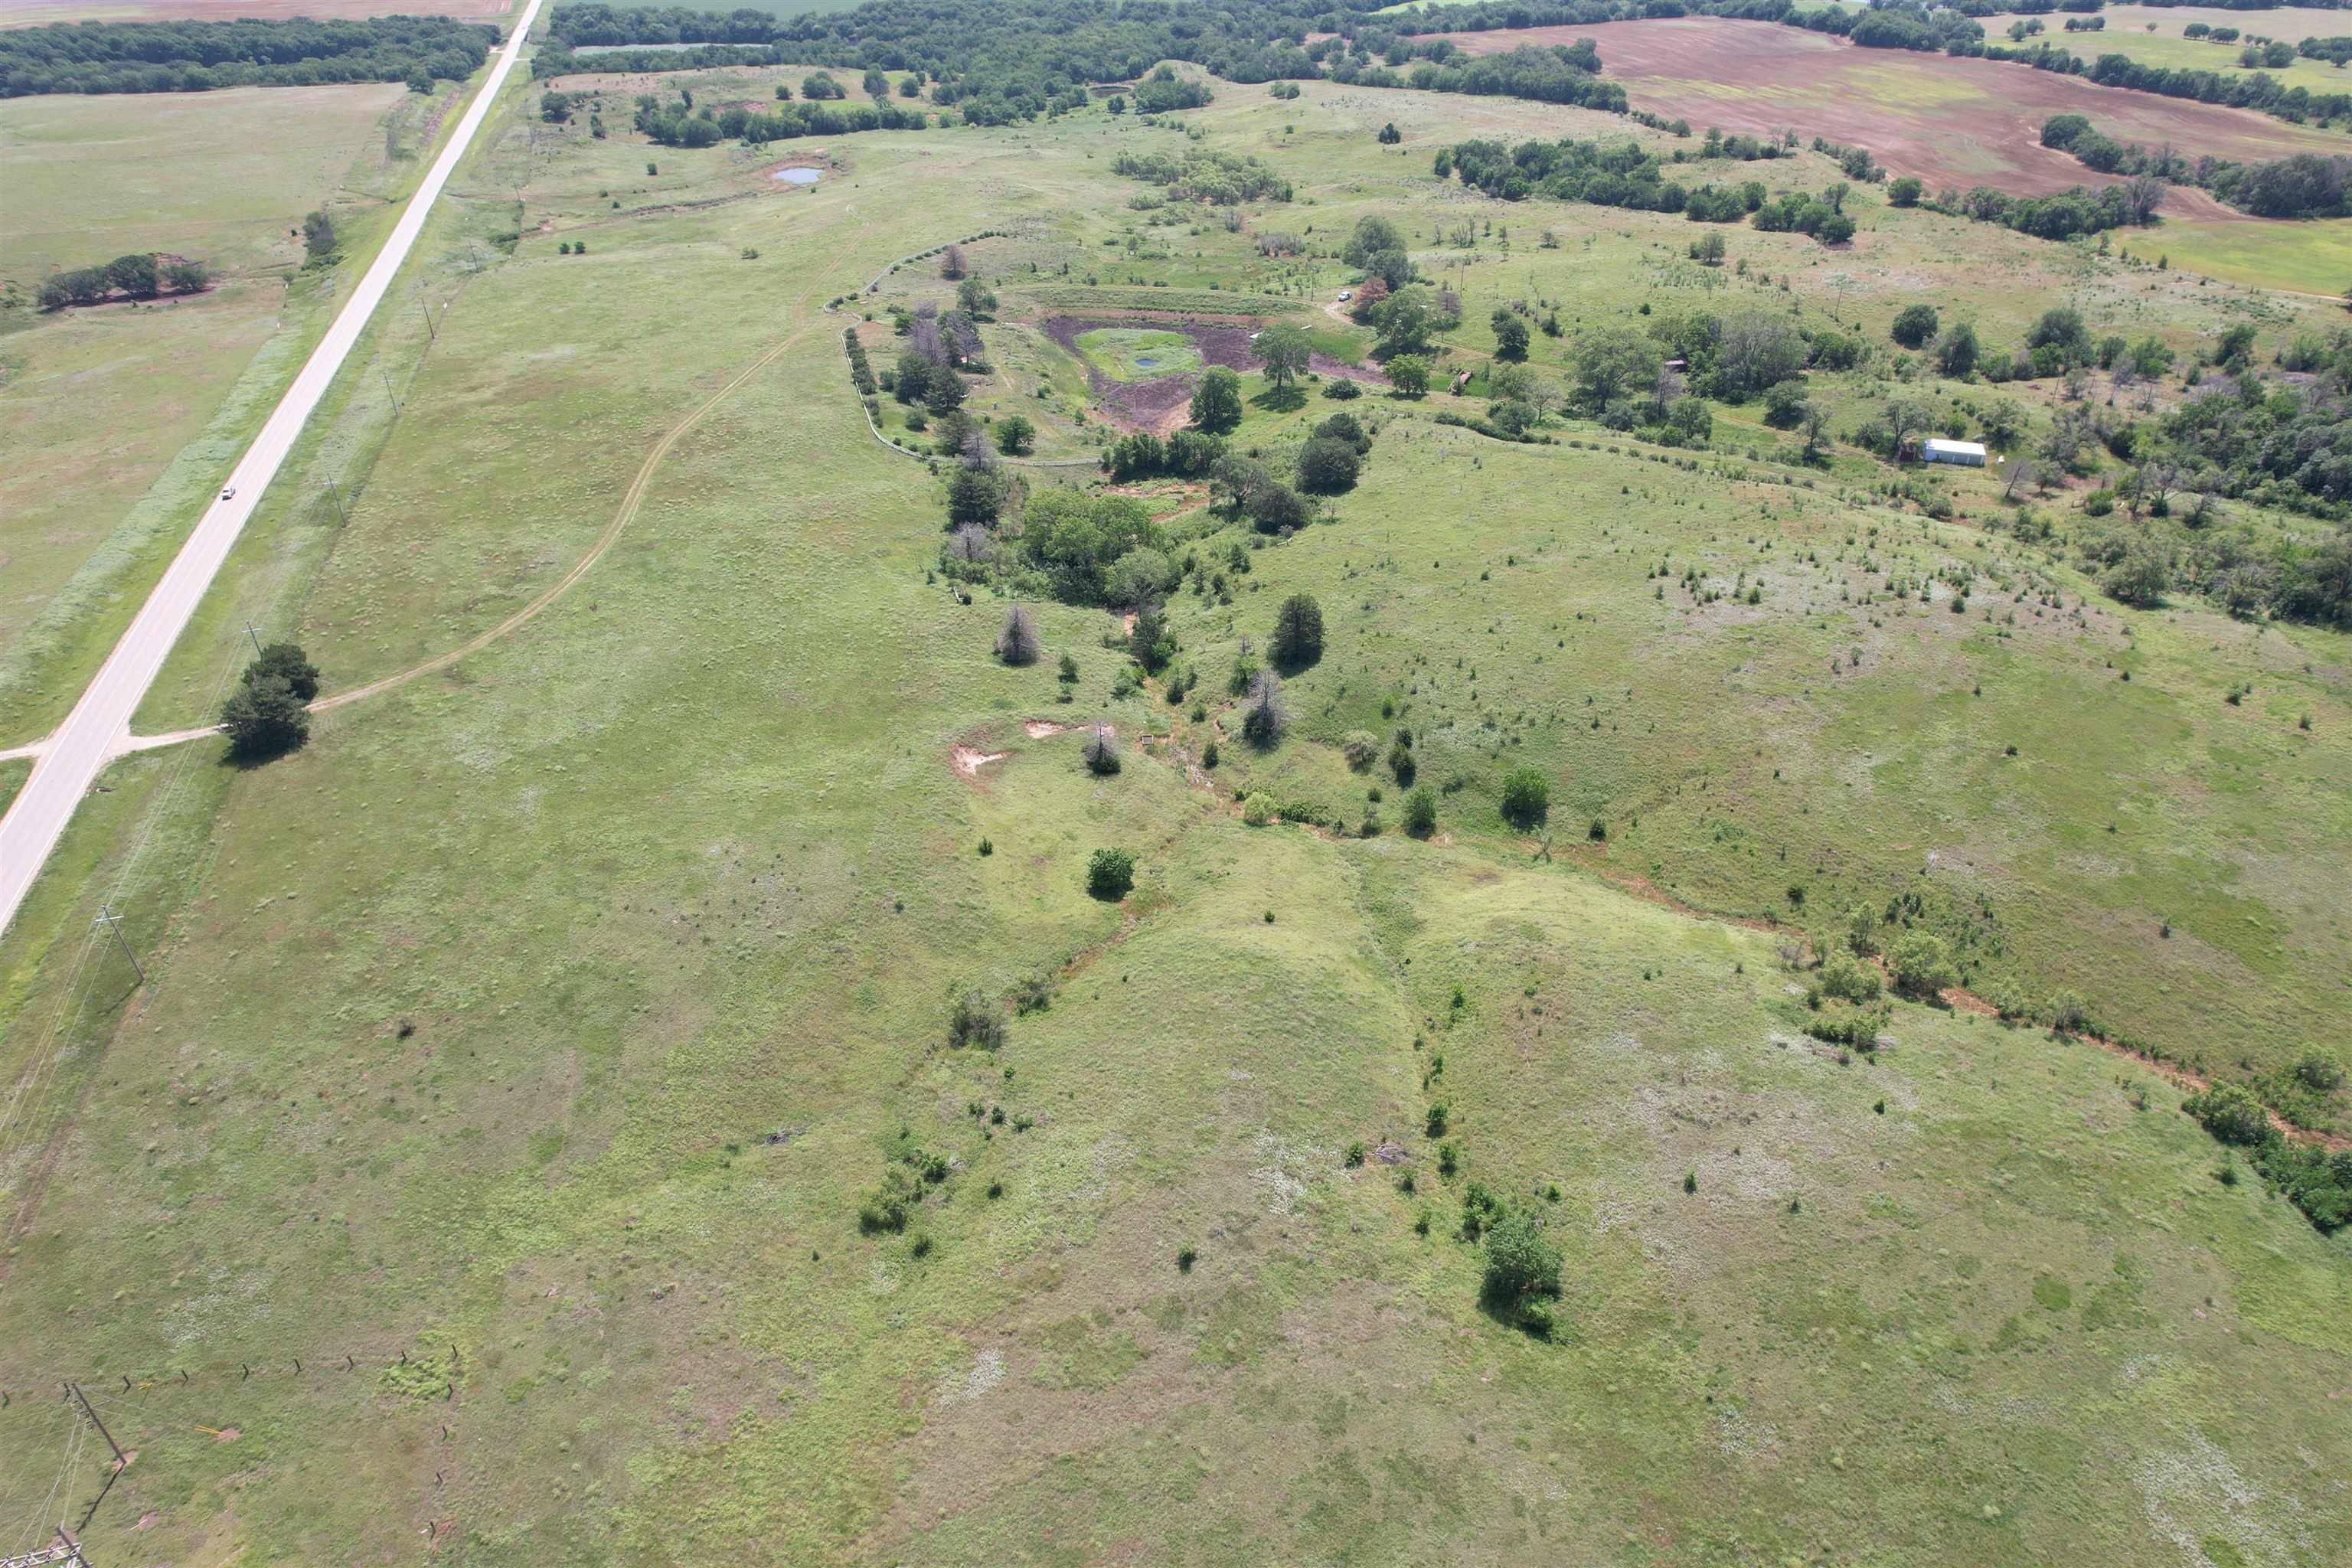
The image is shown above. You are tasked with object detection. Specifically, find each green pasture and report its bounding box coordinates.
[0,79,471,743]
[0,56,2344,1568]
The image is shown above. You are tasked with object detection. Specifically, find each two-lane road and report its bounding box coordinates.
[0,0,545,942]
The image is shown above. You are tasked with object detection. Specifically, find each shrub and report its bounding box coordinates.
[1426,1102,1449,1136]
[1323,378,1362,400]
[1890,303,1939,349]
[1885,930,1957,998]
[1389,739,1417,786]
[1296,436,1361,495]
[1313,411,1371,452]
[2292,1050,2344,1095]
[994,604,1040,665]
[1479,1209,1563,1316]
[1086,848,1135,899]
[1499,766,1550,829]
[1403,786,1438,838]
[2047,989,2092,1032]
[2184,1083,2269,1146]
[1241,792,1278,826]
[1811,951,1882,1006]
[948,991,1004,1050]
[1083,724,1122,776]
[1341,730,1380,771]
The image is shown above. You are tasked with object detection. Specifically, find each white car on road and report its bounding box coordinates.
[220,486,236,501]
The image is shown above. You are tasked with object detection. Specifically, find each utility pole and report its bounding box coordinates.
[381,367,402,412]
[91,906,143,987]
[420,298,438,342]
[64,1382,127,1537]
[242,620,265,659]
[324,478,348,524]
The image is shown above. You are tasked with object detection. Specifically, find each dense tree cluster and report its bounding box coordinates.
[1439,136,1851,242]
[2184,1084,2352,1231]
[2041,116,2350,220]
[1110,147,1290,205]
[635,87,929,146]
[1,15,495,96]
[38,252,207,311]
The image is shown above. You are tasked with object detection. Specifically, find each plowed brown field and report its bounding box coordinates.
[1432,18,2349,196]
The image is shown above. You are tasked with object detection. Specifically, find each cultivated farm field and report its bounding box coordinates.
[0,23,2347,1568]
[1432,18,2350,198]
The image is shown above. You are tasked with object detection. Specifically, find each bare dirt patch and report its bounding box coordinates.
[1023,720,1070,739]
[950,745,1008,776]
[1432,18,2346,197]
[1038,312,1386,435]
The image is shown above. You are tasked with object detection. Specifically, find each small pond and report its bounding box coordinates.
[772,167,822,185]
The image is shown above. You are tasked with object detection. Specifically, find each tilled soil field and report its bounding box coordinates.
[1040,311,1387,433]
[1431,18,2347,198]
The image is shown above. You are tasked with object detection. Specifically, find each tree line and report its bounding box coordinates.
[2041,114,2350,220]
[1437,136,1858,244]
[632,87,932,147]
[0,15,495,96]
[38,251,207,311]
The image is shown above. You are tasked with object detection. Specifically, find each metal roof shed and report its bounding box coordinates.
[1922,439,1988,466]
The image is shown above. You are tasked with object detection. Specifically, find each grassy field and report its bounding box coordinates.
[2143,213,2352,294]
[0,80,472,744]
[0,53,2345,1568]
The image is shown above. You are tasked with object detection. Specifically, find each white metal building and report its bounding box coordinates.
[1922,438,1988,467]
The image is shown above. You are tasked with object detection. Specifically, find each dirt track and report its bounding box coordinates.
[1432,18,2347,198]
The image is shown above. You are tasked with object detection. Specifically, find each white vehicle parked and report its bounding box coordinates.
[1337,290,1351,302]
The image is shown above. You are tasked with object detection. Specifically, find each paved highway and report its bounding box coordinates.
[0,0,544,942]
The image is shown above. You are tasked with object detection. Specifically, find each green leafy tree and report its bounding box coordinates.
[1295,437,1360,495]
[946,462,1006,528]
[220,675,309,760]
[1403,785,1438,838]
[1890,304,1939,349]
[1129,603,1174,671]
[1933,321,1980,377]
[1253,322,1312,396]
[1086,848,1135,899]
[1269,593,1324,671]
[1490,309,1529,361]
[1190,366,1243,433]
[1480,1210,1563,1318]
[1373,284,1435,356]
[1385,354,1430,399]
[247,642,320,702]
[1499,766,1550,829]
[301,209,338,263]
[1886,930,1957,998]
[995,414,1035,456]
[1570,326,1662,412]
